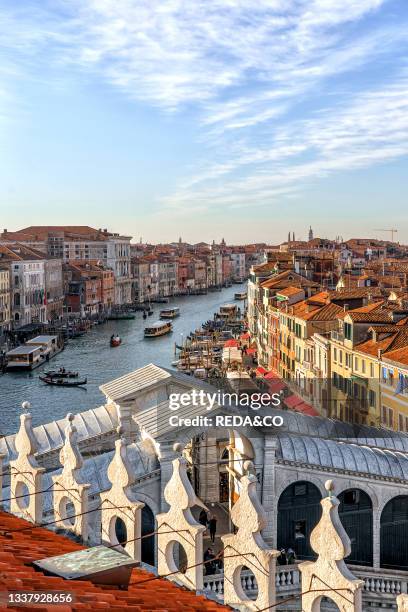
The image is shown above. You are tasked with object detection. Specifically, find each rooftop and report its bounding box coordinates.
[0,510,228,611]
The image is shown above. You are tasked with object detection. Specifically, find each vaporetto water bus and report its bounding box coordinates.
[159,307,180,319]
[144,321,173,338]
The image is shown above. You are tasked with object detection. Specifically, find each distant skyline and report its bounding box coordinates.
[1,1,407,243]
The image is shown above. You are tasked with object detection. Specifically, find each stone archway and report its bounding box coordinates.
[277,480,322,560]
[338,488,373,567]
[381,495,408,570]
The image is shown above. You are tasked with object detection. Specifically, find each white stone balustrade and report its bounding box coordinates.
[299,479,364,612]
[10,403,45,524]
[100,426,144,559]
[221,460,279,611]
[52,413,90,542]
[156,443,206,591]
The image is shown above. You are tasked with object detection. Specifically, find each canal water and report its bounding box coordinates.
[0,284,246,436]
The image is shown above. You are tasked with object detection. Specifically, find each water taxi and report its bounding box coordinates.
[234,292,247,300]
[159,307,180,319]
[144,321,172,338]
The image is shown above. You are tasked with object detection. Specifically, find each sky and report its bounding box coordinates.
[0,0,407,244]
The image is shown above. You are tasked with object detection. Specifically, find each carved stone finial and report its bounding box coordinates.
[222,473,279,610]
[157,456,206,590]
[243,459,255,476]
[299,482,363,611]
[397,595,408,611]
[10,408,44,523]
[52,412,89,541]
[100,436,144,559]
[173,442,183,454]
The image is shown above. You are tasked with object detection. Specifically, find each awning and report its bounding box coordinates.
[294,402,319,417]
[255,366,268,376]
[284,395,303,409]
[266,380,286,394]
[224,339,239,348]
[246,348,256,355]
[240,332,250,340]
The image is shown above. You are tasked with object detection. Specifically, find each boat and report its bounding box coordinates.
[234,292,247,300]
[160,307,180,319]
[44,369,79,379]
[144,321,172,338]
[39,376,87,387]
[110,335,122,347]
[6,335,62,371]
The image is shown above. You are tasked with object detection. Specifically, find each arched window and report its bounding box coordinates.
[338,488,373,566]
[14,293,20,307]
[141,505,155,566]
[381,496,408,570]
[277,481,322,560]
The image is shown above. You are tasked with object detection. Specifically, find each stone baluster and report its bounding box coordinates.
[299,480,364,612]
[398,595,408,611]
[221,460,279,611]
[100,426,144,559]
[10,402,45,524]
[52,413,90,542]
[156,443,206,591]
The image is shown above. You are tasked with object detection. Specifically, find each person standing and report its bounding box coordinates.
[208,513,217,543]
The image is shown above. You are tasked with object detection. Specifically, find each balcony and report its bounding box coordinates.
[203,564,408,608]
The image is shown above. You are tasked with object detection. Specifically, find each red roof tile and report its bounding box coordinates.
[0,511,229,611]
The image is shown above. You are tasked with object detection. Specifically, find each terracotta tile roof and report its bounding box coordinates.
[0,511,229,611]
[383,346,408,367]
[275,286,304,297]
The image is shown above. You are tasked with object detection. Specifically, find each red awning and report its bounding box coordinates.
[255,366,268,376]
[267,380,286,394]
[224,339,239,348]
[246,348,256,355]
[240,332,250,340]
[294,402,319,417]
[284,395,303,409]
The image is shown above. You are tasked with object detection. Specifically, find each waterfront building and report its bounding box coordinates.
[44,258,64,322]
[2,226,132,306]
[0,244,48,327]
[131,257,152,303]
[63,263,103,317]
[0,266,11,341]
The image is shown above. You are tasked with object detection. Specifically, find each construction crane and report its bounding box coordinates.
[373,229,398,242]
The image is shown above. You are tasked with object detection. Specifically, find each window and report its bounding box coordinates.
[382,406,394,428]
[369,390,376,407]
[355,357,359,370]
[334,348,337,363]
[362,360,366,374]
[344,322,352,340]
[370,363,374,378]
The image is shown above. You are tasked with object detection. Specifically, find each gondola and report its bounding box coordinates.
[39,375,87,387]
[44,369,79,379]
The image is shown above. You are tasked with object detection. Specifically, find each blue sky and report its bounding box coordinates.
[0,0,407,243]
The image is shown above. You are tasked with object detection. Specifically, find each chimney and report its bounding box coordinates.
[343,303,349,311]
[3,229,7,234]
[378,348,383,360]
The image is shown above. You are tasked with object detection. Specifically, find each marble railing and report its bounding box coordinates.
[203,564,408,608]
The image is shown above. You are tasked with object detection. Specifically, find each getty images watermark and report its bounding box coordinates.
[168,390,284,428]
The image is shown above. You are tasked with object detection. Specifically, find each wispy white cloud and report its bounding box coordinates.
[0,0,407,213]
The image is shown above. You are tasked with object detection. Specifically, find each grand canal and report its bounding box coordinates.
[0,284,246,435]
